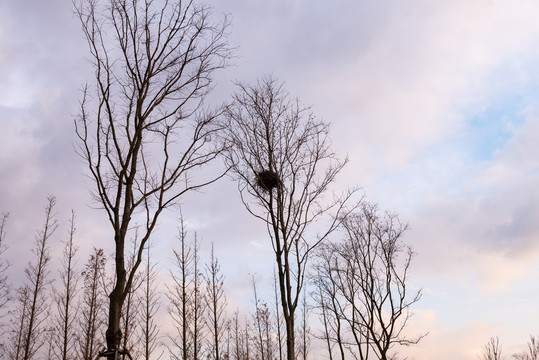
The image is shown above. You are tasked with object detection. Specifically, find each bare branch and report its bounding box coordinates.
[221,76,358,360]
[482,336,504,360]
[73,0,231,354]
[313,202,426,360]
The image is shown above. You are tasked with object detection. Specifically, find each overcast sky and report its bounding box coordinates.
[2,0,539,359]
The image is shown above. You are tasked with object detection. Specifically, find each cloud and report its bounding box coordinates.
[3,0,539,357]
[402,319,501,360]
[297,0,539,183]
[409,106,539,261]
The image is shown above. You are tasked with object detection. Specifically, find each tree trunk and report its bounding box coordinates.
[106,289,123,358]
[106,233,126,358]
[285,316,295,360]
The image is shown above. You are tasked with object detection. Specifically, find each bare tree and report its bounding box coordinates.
[167,218,205,360]
[231,310,248,360]
[167,218,192,360]
[482,337,504,360]
[243,317,251,360]
[0,213,10,304]
[513,335,539,360]
[137,239,161,360]
[296,289,310,360]
[8,286,31,360]
[314,203,425,360]
[313,281,335,360]
[0,212,11,334]
[191,234,205,360]
[73,0,231,355]
[52,211,81,360]
[230,311,253,360]
[78,248,107,360]
[231,311,241,360]
[223,321,232,360]
[16,196,58,360]
[251,275,272,360]
[45,325,56,360]
[222,76,355,360]
[312,265,345,360]
[205,243,227,360]
[6,197,57,360]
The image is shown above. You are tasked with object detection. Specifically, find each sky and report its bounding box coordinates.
[2,0,539,359]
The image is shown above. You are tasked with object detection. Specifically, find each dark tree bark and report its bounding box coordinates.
[222,76,356,360]
[121,237,144,357]
[73,0,231,356]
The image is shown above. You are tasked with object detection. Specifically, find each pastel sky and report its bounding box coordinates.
[2,1,539,359]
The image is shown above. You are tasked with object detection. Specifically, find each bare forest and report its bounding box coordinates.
[0,0,430,359]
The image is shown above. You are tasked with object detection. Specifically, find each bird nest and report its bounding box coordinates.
[255,170,281,192]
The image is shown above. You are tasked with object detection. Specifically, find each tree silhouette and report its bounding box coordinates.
[222,76,356,360]
[73,0,231,355]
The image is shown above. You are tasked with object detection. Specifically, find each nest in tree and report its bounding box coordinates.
[255,170,281,192]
